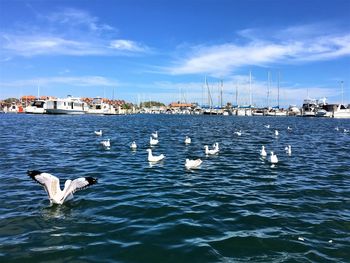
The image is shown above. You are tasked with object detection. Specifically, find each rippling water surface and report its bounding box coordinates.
[0,114,349,262]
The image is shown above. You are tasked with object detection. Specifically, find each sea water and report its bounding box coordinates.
[0,114,349,262]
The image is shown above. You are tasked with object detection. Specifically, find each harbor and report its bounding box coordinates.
[1,94,349,118]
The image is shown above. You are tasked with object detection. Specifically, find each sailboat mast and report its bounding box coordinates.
[236,82,238,106]
[341,80,344,105]
[277,71,280,109]
[220,80,223,108]
[267,71,270,108]
[249,71,252,106]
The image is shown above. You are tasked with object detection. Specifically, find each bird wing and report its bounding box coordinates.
[61,177,97,203]
[27,170,60,200]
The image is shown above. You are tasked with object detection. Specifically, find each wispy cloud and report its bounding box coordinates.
[167,24,350,77]
[45,8,114,33]
[0,8,150,57]
[0,76,117,87]
[110,39,149,52]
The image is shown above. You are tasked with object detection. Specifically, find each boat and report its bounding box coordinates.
[301,98,317,117]
[25,99,47,114]
[333,104,350,118]
[46,95,88,114]
[288,105,301,116]
[87,97,116,115]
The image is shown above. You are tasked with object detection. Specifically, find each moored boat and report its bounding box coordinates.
[46,95,88,114]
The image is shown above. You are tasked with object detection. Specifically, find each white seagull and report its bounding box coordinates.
[344,129,349,133]
[269,151,278,164]
[94,130,102,136]
[204,145,219,155]
[265,124,270,129]
[146,149,165,162]
[27,170,97,205]
[185,136,191,144]
[185,159,202,169]
[275,130,279,136]
[150,137,159,146]
[260,146,267,157]
[285,145,292,155]
[335,127,339,131]
[287,126,292,131]
[234,130,242,136]
[151,131,158,139]
[101,139,111,150]
[130,141,137,150]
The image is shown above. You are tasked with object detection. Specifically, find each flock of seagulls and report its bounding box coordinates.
[93,123,296,170]
[27,122,347,207]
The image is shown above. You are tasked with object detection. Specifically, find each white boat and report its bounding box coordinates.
[333,104,350,118]
[46,95,88,114]
[87,97,116,115]
[25,99,47,114]
[301,99,317,117]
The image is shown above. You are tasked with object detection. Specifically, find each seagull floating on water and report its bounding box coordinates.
[27,170,97,205]
[94,130,102,136]
[130,141,137,150]
[101,139,111,150]
[269,151,278,164]
[185,136,191,144]
[234,130,242,136]
[265,124,270,129]
[146,148,165,162]
[344,129,349,133]
[285,145,292,155]
[204,145,219,155]
[260,146,267,157]
[152,131,158,139]
[335,127,339,131]
[287,126,292,131]
[185,159,202,169]
[150,137,159,146]
[275,130,279,136]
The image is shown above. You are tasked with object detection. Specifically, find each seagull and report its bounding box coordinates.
[27,170,97,205]
[151,131,158,139]
[260,146,267,157]
[94,130,102,136]
[101,139,111,150]
[335,127,339,131]
[150,137,159,146]
[285,145,292,155]
[344,129,349,133]
[204,145,219,155]
[298,237,305,242]
[287,126,292,131]
[146,149,165,162]
[275,130,279,136]
[234,130,242,136]
[185,136,191,144]
[269,151,278,164]
[185,159,202,169]
[130,141,137,150]
[265,124,270,129]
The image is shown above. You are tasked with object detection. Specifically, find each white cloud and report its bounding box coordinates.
[45,8,114,33]
[167,25,350,77]
[110,39,148,52]
[0,8,150,57]
[0,76,116,87]
[1,34,150,56]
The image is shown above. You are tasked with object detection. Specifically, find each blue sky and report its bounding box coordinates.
[0,0,349,107]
